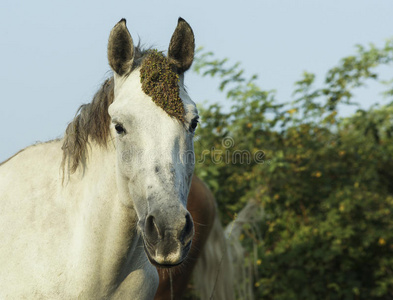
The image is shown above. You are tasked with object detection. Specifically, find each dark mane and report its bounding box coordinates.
[61,45,150,174]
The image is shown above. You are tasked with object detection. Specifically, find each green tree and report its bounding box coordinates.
[192,39,393,299]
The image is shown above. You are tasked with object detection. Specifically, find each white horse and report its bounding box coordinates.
[0,18,200,299]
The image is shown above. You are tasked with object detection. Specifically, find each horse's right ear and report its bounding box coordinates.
[108,19,135,76]
[168,18,195,74]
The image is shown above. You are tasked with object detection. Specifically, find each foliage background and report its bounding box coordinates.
[191,39,393,299]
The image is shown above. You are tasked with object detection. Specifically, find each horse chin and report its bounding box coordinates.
[143,241,192,269]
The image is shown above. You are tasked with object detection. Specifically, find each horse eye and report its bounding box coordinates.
[115,124,126,135]
[190,119,198,132]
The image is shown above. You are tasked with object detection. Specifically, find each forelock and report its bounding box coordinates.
[139,50,185,123]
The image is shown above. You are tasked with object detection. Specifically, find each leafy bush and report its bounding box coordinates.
[193,40,393,299]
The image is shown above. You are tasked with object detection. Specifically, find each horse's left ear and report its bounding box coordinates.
[168,18,195,74]
[108,19,135,76]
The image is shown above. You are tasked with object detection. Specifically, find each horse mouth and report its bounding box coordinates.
[143,240,192,269]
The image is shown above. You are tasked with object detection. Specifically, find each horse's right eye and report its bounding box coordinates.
[115,124,126,135]
[189,118,199,133]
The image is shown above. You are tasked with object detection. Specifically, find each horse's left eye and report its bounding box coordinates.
[115,124,126,135]
[190,119,198,132]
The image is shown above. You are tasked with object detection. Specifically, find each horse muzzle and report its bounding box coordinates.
[141,209,194,268]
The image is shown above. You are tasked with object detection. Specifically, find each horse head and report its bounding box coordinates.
[107,18,198,268]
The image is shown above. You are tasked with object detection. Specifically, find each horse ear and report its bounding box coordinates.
[108,19,134,76]
[168,18,195,73]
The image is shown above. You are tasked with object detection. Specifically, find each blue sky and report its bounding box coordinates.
[1,0,392,161]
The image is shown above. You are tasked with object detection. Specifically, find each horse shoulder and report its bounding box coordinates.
[0,140,72,297]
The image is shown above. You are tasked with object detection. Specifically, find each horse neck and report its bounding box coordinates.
[65,141,141,290]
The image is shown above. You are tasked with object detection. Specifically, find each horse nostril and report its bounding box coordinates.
[180,213,194,244]
[145,214,161,241]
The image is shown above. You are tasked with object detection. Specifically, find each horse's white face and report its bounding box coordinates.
[107,19,198,268]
